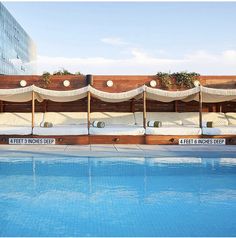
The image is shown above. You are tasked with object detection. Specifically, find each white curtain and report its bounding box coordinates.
[201,86,236,103]
[34,85,89,102]
[145,86,200,102]
[0,85,34,102]
[1,84,236,103]
[89,85,145,103]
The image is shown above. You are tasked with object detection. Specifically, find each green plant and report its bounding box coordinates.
[171,72,200,88]
[41,72,51,88]
[74,71,82,75]
[53,68,73,75]
[156,72,172,89]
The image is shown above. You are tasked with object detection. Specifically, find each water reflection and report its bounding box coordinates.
[0,156,236,236]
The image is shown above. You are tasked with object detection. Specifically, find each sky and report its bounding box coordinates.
[3,1,236,75]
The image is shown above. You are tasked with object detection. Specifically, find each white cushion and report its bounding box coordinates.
[202,113,228,126]
[0,113,43,126]
[179,112,228,126]
[0,126,32,135]
[40,112,87,126]
[225,113,236,125]
[145,126,202,135]
[134,112,182,126]
[179,112,200,126]
[91,112,135,125]
[202,126,236,135]
[33,125,88,135]
[89,125,145,135]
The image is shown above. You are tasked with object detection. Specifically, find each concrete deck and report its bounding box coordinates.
[0,144,236,158]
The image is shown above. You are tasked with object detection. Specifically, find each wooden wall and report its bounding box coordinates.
[0,74,236,113]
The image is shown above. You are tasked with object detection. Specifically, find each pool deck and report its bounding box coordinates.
[0,144,236,158]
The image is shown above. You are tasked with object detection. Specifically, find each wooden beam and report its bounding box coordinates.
[174,101,178,112]
[143,91,147,129]
[199,89,203,128]
[87,91,91,133]
[0,101,3,113]
[31,91,35,132]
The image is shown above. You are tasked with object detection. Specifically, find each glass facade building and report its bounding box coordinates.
[0,2,36,75]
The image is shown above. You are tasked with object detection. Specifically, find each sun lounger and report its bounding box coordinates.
[134,112,202,135]
[0,112,42,135]
[201,113,230,135]
[33,112,88,135]
[89,112,145,135]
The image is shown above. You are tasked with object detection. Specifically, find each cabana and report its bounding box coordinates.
[0,86,40,135]
[88,86,146,143]
[200,86,236,136]
[137,86,202,136]
[32,86,89,136]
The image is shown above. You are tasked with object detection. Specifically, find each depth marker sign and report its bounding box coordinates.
[9,138,56,145]
[179,138,226,145]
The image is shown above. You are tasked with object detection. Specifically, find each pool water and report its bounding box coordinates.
[0,156,236,237]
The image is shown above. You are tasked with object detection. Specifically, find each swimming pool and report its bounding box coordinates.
[0,156,236,236]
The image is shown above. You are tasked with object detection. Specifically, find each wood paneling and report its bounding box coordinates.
[1,135,236,145]
[146,135,236,145]
[0,135,89,145]
[89,135,145,144]
[0,75,86,90]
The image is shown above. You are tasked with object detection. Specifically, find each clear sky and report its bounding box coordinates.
[3,1,236,75]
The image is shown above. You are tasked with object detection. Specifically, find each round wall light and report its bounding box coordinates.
[63,80,70,87]
[193,80,201,87]
[20,80,27,87]
[106,80,113,87]
[150,80,157,87]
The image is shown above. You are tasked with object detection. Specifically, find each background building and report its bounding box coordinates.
[0,2,36,75]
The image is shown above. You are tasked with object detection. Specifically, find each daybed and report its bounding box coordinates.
[33,112,88,135]
[202,112,236,135]
[0,112,42,135]
[89,112,145,135]
[134,112,202,135]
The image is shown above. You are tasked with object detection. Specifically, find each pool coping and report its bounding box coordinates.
[0,144,236,158]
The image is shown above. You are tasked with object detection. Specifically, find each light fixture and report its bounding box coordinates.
[150,80,157,87]
[63,80,70,87]
[193,80,201,87]
[106,80,113,87]
[20,80,27,87]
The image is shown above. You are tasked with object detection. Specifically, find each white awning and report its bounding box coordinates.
[201,86,236,103]
[145,86,200,102]
[89,85,144,103]
[34,86,89,102]
[1,84,236,104]
[0,85,34,102]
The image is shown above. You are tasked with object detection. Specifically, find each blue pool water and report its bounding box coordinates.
[0,156,236,237]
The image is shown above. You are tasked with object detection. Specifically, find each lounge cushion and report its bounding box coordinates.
[33,125,88,135]
[134,112,182,126]
[91,112,136,125]
[202,126,236,135]
[41,112,87,125]
[89,125,145,135]
[145,126,202,135]
[225,113,236,125]
[0,112,43,126]
[0,113,42,135]
[0,126,32,135]
[180,112,228,126]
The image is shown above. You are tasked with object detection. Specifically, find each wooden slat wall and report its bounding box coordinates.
[0,75,86,90]
[0,74,236,113]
